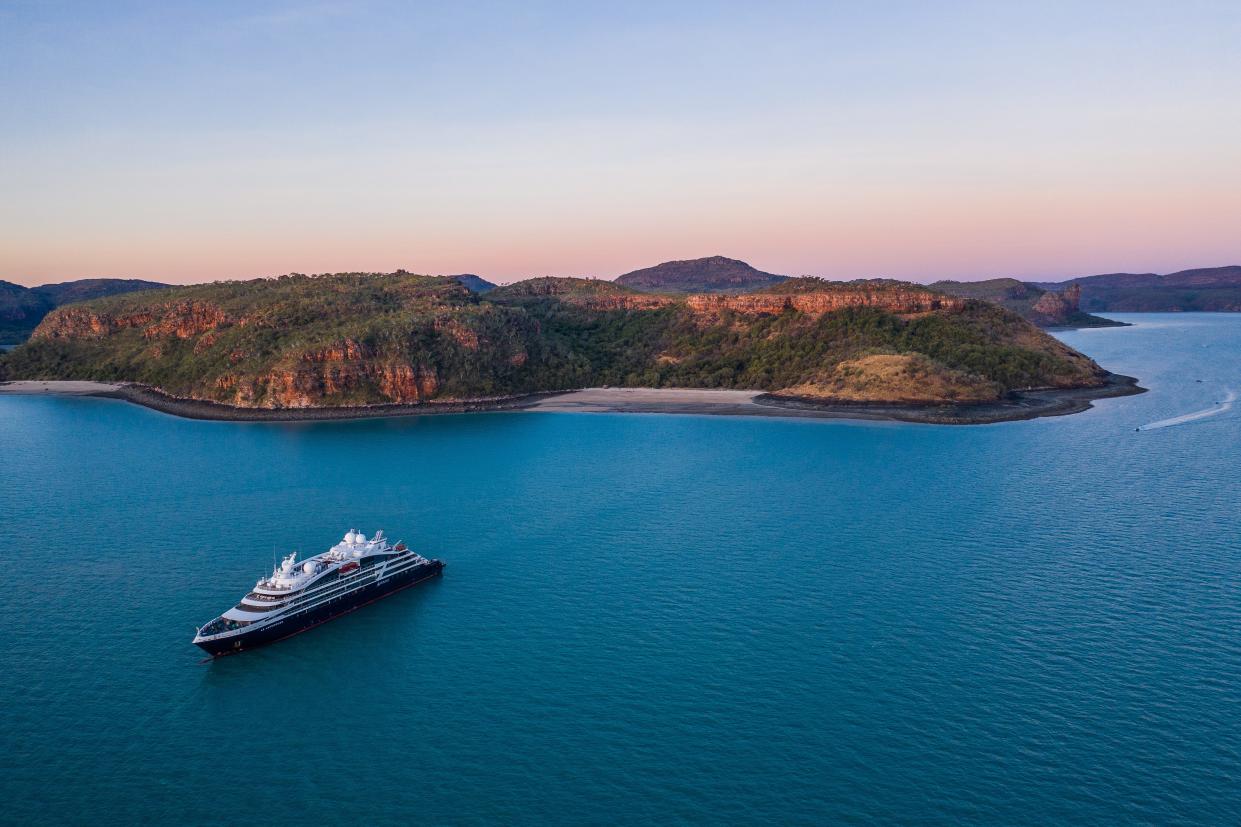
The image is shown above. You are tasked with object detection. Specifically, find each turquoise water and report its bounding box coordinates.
[2,313,1239,825]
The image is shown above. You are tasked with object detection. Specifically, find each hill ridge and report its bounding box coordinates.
[614,256,789,293]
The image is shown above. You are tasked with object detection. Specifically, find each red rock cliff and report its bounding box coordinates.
[33,300,228,340]
[685,287,965,317]
[1031,284,1082,324]
[212,338,440,408]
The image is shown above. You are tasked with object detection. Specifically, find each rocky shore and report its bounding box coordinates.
[1,375,1144,425]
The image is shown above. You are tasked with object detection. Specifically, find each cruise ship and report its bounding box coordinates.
[193,529,443,657]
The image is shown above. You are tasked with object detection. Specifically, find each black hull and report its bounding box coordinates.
[196,559,443,657]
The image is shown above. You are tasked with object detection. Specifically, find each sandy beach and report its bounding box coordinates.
[0,380,126,396]
[0,377,1144,425]
[531,387,768,416]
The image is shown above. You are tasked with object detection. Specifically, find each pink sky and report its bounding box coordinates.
[3,3,1239,287]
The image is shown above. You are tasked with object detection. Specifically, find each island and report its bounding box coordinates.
[0,270,1143,424]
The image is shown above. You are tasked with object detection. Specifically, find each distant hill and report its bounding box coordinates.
[0,278,168,344]
[614,256,789,293]
[0,281,53,345]
[931,278,1122,328]
[1033,266,1241,312]
[448,274,496,293]
[33,278,168,306]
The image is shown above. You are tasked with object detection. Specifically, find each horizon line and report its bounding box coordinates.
[6,258,1241,290]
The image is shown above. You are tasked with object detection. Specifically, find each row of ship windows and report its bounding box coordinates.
[233,559,425,619]
[283,554,417,601]
[289,569,386,604]
[235,579,365,614]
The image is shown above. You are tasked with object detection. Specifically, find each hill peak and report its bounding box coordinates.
[614,256,789,293]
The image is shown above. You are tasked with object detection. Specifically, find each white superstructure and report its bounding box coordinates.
[259,529,392,594]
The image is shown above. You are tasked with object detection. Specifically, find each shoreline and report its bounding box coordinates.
[753,372,1145,425]
[112,384,560,421]
[0,374,1145,425]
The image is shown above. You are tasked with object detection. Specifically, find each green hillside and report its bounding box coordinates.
[2,271,1109,408]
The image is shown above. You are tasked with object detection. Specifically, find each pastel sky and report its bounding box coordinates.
[2,1,1240,286]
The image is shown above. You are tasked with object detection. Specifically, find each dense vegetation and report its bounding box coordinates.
[0,271,1106,407]
[491,291,1097,392]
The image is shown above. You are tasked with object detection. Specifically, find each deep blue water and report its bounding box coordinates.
[1,314,1239,825]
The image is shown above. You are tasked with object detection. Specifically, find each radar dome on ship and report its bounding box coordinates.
[303,561,316,574]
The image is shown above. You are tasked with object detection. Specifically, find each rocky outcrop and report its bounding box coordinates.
[141,301,228,339]
[212,348,439,409]
[33,300,227,341]
[685,286,964,318]
[1031,284,1081,324]
[33,306,152,339]
[242,338,442,408]
[375,362,439,402]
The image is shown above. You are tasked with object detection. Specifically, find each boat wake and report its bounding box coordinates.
[1137,389,1235,431]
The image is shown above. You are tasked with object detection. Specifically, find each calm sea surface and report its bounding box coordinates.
[1,314,1239,825]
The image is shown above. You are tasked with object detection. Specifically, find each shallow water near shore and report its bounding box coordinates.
[1,313,1239,824]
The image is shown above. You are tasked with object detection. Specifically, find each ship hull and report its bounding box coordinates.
[195,559,443,657]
